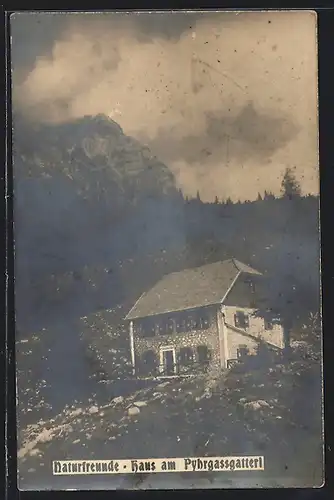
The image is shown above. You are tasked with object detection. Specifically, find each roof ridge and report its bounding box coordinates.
[167,259,233,275]
[230,257,240,272]
[125,290,147,320]
[232,258,262,276]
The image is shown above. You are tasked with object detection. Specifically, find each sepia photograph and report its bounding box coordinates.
[11,9,323,490]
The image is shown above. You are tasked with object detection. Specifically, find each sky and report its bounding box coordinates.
[11,10,319,202]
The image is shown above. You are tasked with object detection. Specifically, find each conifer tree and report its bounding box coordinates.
[281,167,301,199]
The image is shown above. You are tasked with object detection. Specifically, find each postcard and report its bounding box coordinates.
[11,9,323,490]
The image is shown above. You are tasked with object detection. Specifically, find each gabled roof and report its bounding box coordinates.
[125,259,262,320]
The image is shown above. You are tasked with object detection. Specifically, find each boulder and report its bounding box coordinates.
[88,406,99,415]
[244,400,271,411]
[157,382,170,388]
[128,406,141,416]
[112,396,124,405]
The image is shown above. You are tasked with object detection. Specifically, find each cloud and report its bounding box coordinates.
[145,101,299,165]
[11,11,319,201]
[10,10,206,80]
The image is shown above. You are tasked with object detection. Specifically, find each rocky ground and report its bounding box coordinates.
[16,337,324,491]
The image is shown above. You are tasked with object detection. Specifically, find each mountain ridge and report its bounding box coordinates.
[13,113,177,206]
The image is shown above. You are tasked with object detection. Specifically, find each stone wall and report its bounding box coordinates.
[133,323,220,376]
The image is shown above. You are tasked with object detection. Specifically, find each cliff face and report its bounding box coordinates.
[13,113,176,206]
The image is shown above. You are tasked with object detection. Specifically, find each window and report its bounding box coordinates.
[201,317,210,329]
[237,345,249,360]
[141,318,155,338]
[245,279,256,293]
[178,347,194,366]
[186,315,194,331]
[141,350,157,375]
[234,311,249,329]
[192,312,202,330]
[133,321,143,336]
[175,320,183,333]
[264,318,273,330]
[197,345,211,364]
[166,317,175,334]
[199,310,211,330]
[175,312,187,333]
[154,320,164,336]
[227,359,238,369]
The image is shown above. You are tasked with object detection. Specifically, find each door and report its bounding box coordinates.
[161,348,175,375]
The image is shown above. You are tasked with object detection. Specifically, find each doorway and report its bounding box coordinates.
[160,347,176,376]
